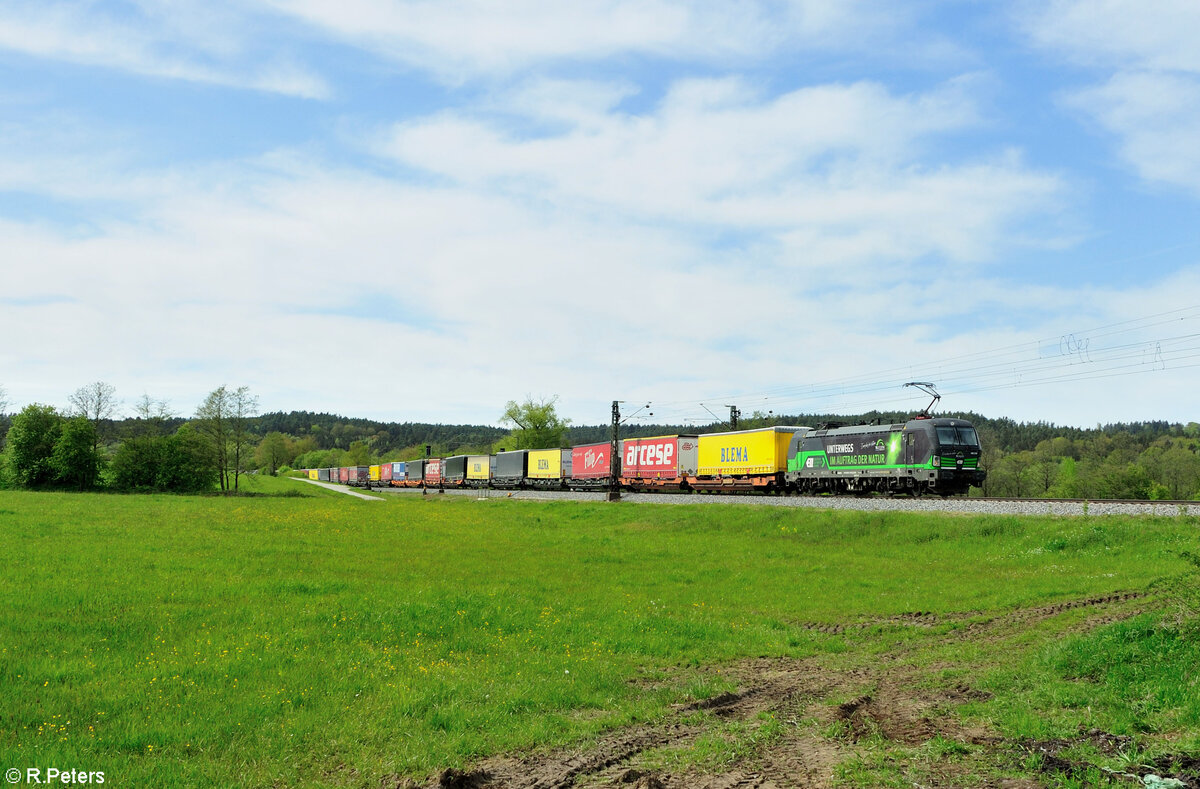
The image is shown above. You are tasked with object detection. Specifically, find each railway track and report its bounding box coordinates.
[369,484,1200,516]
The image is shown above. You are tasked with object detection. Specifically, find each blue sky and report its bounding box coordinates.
[2,0,1199,428]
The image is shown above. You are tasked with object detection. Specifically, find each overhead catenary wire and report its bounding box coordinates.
[618,306,1200,423]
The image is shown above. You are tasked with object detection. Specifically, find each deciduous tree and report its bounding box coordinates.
[194,386,231,491]
[255,431,292,476]
[157,425,219,493]
[0,383,9,452]
[345,440,371,466]
[5,404,63,487]
[51,415,100,490]
[229,386,259,491]
[193,385,258,492]
[110,425,217,493]
[499,396,571,450]
[1159,446,1200,500]
[131,394,177,438]
[69,381,119,454]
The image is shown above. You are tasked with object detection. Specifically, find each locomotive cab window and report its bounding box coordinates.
[936,426,979,447]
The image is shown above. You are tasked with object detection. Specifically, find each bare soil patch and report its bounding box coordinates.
[403,592,1156,788]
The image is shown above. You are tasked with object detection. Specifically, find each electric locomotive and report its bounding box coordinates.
[785,416,984,496]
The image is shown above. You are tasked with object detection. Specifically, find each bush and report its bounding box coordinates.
[5,404,63,487]
[110,426,217,493]
[51,415,100,490]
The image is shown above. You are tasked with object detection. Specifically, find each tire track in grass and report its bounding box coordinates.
[410,591,1160,788]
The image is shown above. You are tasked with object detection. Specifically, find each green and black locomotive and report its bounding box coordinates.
[786,417,985,496]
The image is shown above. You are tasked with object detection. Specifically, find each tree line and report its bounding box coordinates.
[2,386,1197,499]
[1,383,270,494]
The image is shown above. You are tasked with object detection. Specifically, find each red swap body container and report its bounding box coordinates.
[570,442,612,485]
[620,435,698,490]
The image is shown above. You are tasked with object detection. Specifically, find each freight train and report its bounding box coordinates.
[301,415,985,497]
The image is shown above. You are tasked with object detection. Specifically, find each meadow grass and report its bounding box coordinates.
[0,487,1197,787]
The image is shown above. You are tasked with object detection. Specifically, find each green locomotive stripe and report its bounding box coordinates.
[788,451,936,473]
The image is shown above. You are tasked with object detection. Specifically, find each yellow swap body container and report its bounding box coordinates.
[308,469,318,480]
[368,465,381,482]
[696,427,804,477]
[467,455,491,481]
[527,448,565,480]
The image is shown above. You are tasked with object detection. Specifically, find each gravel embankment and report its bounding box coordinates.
[371,485,1200,517]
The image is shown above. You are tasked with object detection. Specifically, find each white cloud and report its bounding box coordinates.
[1068,72,1200,193]
[2,129,1172,427]
[1025,0,1200,73]
[261,0,898,81]
[1023,0,1200,193]
[0,1,329,98]
[378,77,1061,271]
[494,78,640,126]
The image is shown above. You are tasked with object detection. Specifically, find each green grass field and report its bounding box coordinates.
[2,479,1198,787]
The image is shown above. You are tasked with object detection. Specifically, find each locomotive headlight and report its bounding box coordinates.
[932,456,941,467]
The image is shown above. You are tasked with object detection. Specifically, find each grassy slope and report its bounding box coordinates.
[0,484,1197,787]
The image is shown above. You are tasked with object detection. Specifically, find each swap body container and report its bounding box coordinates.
[389,462,406,485]
[424,459,443,485]
[317,468,330,482]
[570,442,611,481]
[443,455,468,484]
[493,450,528,487]
[527,448,572,483]
[405,460,425,484]
[308,469,318,480]
[368,465,381,482]
[466,455,491,482]
[327,468,338,483]
[349,466,370,485]
[380,463,393,482]
[695,427,804,477]
[620,435,699,483]
[338,467,350,484]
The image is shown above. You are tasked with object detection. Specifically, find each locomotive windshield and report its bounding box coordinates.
[936,425,979,447]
